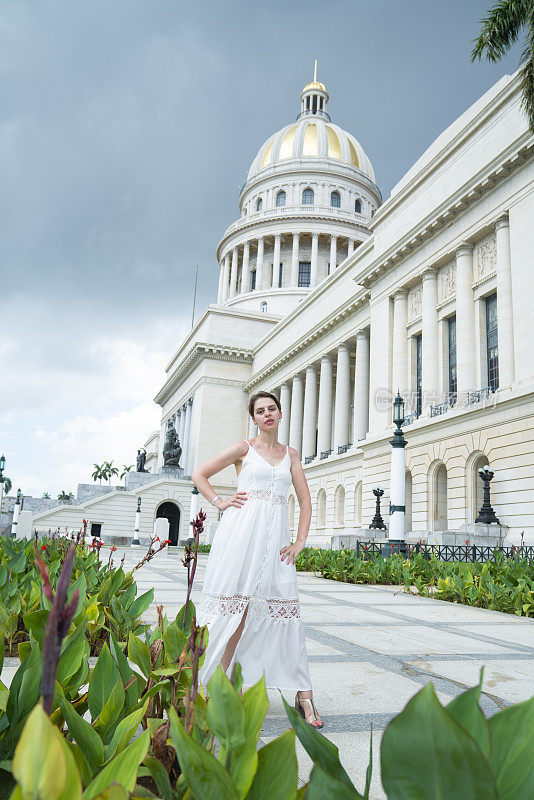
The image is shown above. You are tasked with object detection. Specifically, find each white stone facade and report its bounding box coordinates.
[32,69,534,545]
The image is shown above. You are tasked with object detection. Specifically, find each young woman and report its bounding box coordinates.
[191,391,323,727]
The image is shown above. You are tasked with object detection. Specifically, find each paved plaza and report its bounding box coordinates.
[3,546,533,799]
[131,548,534,800]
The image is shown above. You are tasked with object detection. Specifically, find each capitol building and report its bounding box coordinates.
[28,67,534,546]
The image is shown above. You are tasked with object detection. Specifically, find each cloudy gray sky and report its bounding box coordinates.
[1,0,522,498]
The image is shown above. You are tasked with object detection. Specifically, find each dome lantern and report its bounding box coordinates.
[298,60,330,121]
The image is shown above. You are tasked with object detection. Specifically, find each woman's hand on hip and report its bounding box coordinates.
[280,541,304,565]
[216,491,248,511]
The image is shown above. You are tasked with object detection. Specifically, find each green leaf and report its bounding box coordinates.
[57,623,90,688]
[446,678,490,758]
[162,622,187,663]
[245,730,297,800]
[22,609,49,645]
[488,695,534,800]
[118,582,137,611]
[9,551,26,575]
[207,666,246,759]
[93,679,125,742]
[109,632,138,711]
[59,695,105,774]
[283,697,359,798]
[128,632,151,680]
[105,700,149,762]
[168,707,240,800]
[12,702,82,800]
[128,588,154,621]
[381,683,498,800]
[83,729,150,800]
[88,787,128,800]
[230,676,269,796]
[143,755,173,800]
[232,662,243,695]
[176,601,196,634]
[88,644,121,721]
[69,572,87,618]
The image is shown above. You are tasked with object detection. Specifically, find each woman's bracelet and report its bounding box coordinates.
[210,494,222,507]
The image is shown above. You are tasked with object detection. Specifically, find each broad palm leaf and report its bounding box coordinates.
[2,477,12,495]
[42,492,51,499]
[472,0,534,131]
[57,491,74,502]
[91,463,104,484]
[120,464,134,479]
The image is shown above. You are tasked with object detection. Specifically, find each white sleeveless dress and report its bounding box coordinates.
[196,440,312,691]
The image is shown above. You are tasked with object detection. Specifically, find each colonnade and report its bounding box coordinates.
[384,214,514,422]
[170,397,194,474]
[249,331,370,461]
[218,233,358,302]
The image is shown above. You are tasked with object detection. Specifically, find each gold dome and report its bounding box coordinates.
[302,79,326,92]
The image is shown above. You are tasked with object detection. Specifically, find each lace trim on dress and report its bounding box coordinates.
[247,489,286,505]
[197,591,301,621]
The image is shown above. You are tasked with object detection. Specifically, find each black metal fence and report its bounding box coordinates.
[354,540,534,564]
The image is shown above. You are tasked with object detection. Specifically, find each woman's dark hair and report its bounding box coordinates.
[248,391,281,420]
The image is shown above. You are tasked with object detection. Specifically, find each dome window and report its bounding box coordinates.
[276,190,286,207]
[330,191,341,208]
[261,301,268,313]
[354,199,362,213]
[256,197,263,212]
[302,188,314,205]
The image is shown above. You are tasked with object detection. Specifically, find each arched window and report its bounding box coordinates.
[276,190,286,207]
[354,482,362,525]
[334,485,345,526]
[317,488,326,527]
[354,198,362,213]
[429,462,448,531]
[330,191,341,208]
[287,495,295,530]
[302,188,314,205]
[256,197,263,211]
[260,301,267,313]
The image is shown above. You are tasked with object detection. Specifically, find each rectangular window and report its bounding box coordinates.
[251,269,256,290]
[448,316,457,403]
[416,334,422,417]
[486,293,499,391]
[278,262,283,288]
[298,261,311,287]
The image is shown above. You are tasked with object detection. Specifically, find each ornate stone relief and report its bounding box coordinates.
[474,233,496,280]
[408,285,422,321]
[438,261,456,303]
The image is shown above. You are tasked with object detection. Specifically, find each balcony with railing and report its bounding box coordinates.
[223,204,367,239]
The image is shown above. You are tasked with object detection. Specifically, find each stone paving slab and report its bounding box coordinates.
[4,546,533,800]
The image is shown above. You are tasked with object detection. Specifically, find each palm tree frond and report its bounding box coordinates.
[519,38,534,130]
[471,0,527,62]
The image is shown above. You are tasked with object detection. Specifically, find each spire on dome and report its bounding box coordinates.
[298,61,330,121]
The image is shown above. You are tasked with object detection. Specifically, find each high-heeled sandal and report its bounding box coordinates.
[295,693,324,728]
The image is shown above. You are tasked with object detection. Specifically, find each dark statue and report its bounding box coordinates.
[163,420,182,467]
[136,449,148,473]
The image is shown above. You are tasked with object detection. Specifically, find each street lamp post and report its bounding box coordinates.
[389,392,407,542]
[11,489,22,538]
[369,487,387,530]
[475,466,500,524]
[132,497,141,547]
[0,454,6,530]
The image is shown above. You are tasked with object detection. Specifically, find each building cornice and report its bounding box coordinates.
[355,135,533,289]
[243,287,370,391]
[155,342,254,407]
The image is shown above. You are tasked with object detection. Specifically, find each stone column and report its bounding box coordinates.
[217,262,224,303]
[422,268,439,412]
[175,409,182,443]
[182,399,192,473]
[256,237,264,291]
[291,232,300,286]
[247,414,256,438]
[310,233,319,286]
[229,247,238,298]
[334,343,351,450]
[302,365,317,459]
[272,234,281,288]
[179,405,186,446]
[221,253,231,302]
[392,290,408,397]
[347,239,355,257]
[495,215,515,387]
[242,241,250,293]
[455,244,477,397]
[278,383,291,445]
[353,330,370,442]
[289,374,304,456]
[329,235,338,273]
[317,354,333,455]
[368,297,391,432]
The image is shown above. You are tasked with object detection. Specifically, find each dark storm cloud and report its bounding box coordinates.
[0,0,521,493]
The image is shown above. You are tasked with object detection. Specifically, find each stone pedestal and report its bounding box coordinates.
[331,529,387,550]
[453,522,508,547]
[159,466,185,480]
